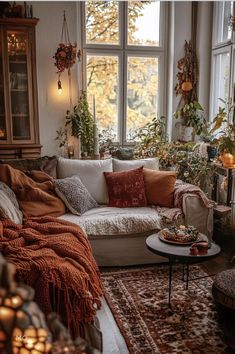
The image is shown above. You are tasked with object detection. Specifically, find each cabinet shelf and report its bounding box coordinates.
[12,114,28,117]
[9,61,27,64]
[11,88,27,92]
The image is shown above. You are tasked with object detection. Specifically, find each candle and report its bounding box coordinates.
[93,122,99,156]
[93,95,96,123]
[68,145,74,159]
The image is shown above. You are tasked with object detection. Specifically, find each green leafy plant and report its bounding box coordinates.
[175,101,204,135]
[133,116,166,157]
[209,99,235,155]
[55,128,68,148]
[133,115,214,194]
[157,143,215,194]
[65,91,94,155]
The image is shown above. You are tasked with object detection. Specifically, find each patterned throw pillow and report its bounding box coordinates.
[104,166,147,208]
[55,176,98,215]
[0,182,23,224]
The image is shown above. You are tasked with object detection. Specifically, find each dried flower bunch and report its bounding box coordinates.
[174,40,198,102]
[53,43,81,73]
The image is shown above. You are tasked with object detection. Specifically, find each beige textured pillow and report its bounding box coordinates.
[0,182,23,224]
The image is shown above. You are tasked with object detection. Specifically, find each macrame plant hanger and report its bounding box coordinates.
[60,11,73,110]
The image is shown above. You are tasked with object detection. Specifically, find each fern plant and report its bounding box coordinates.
[66,91,94,155]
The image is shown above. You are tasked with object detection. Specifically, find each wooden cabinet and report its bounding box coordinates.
[0,18,41,159]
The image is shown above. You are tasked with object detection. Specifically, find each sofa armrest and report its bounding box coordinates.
[182,193,213,241]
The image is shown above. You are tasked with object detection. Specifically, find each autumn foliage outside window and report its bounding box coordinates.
[83,1,165,143]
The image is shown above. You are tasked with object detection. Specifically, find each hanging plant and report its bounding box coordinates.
[53,11,81,107]
[53,43,81,73]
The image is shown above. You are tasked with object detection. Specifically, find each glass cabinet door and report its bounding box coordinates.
[7,30,31,141]
[0,31,7,141]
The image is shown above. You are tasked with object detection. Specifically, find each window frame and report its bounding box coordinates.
[210,45,232,119]
[80,1,167,145]
[210,1,235,121]
[212,1,233,48]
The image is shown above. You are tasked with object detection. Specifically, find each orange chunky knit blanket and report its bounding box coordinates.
[0,216,103,337]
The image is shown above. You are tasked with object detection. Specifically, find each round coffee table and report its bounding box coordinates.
[146,232,221,307]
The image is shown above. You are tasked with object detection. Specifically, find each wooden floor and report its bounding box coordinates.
[203,220,235,274]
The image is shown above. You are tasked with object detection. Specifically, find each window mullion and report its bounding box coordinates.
[120,1,127,145]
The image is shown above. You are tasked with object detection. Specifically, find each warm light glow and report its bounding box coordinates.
[0,306,15,321]
[11,295,23,308]
[0,129,5,138]
[25,328,37,337]
[12,326,51,353]
[68,145,74,158]
[25,337,34,349]
[38,328,47,337]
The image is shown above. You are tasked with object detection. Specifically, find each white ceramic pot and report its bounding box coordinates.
[180,126,194,142]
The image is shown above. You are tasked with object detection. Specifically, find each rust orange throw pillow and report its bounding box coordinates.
[143,168,177,207]
[104,167,147,207]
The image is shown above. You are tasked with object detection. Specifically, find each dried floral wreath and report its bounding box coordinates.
[174,40,198,102]
[54,43,81,73]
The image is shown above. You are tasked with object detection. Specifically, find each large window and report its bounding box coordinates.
[210,1,235,120]
[81,1,166,143]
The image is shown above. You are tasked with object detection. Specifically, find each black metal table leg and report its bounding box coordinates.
[186,263,189,290]
[168,260,173,308]
[182,263,185,281]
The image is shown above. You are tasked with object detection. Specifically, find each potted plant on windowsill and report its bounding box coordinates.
[175,101,204,141]
[65,91,94,157]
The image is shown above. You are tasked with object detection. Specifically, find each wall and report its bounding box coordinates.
[197,2,213,120]
[34,1,78,156]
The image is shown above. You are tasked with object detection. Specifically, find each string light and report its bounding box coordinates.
[58,79,62,95]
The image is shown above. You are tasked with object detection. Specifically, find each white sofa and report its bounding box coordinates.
[57,157,214,267]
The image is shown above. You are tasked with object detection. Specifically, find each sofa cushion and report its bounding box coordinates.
[112,157,159,172]
[0,156,58,178]
[143,169,177,207]
[57,158,113,204]
[0,165,66,218]
[104,167,147,208]
[0,182,23,224]
[55,176,98,215]
[59,206,162,236]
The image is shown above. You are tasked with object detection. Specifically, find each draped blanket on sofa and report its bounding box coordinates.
[0,216,103,338]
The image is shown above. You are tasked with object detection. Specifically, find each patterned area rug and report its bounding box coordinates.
[101,265,228,354]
